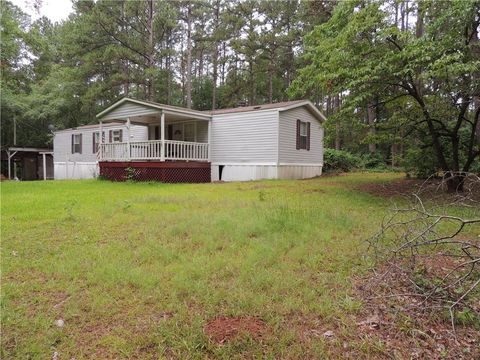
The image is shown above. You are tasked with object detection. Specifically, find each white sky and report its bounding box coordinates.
[11,0,73,23]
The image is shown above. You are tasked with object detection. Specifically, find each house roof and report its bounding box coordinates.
[205,100,327,122]
[96,97,327,123]
[54,122,125,133]
[96,97,211,121]
[206,100,305,115]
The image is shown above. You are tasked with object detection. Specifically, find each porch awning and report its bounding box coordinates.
[96,97,211,123]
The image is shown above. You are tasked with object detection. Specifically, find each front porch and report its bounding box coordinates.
[96,98,212,182]
[97,98,212,163]
[99,140,209,162]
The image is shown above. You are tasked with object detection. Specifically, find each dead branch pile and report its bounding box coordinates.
[368,172,480,333]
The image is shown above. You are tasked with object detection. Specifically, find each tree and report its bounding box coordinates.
[291,0,480,191]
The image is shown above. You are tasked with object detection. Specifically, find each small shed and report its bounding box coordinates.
[2,147,54,180]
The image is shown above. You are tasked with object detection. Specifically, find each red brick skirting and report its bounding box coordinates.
[99,161,211,183]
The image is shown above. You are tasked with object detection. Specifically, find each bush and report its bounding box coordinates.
[360,153,387,170]
[402,148,438,178]
[323,149,361,172]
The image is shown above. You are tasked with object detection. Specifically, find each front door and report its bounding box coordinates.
[172,124,183,141]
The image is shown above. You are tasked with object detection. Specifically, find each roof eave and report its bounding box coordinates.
[96,97,211,121]
[278,100,327,122]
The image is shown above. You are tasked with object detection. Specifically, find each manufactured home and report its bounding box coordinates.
[53,98,325,182]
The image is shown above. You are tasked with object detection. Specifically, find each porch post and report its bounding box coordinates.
[99,121,103,160]
[7,150,11,179]
[207,120,211,161]
[126,117,131,160]
[42,153,47,180]
[160,110,165,161]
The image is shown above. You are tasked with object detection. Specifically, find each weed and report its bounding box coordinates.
[64,200,77,221]
[125,167,137,182]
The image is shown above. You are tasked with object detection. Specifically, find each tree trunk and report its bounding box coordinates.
[146,0,154,101]
[185,4,193,109]
[212,43,218,109]
[268,62,273,103]
[211,1,219,110]
[121,0,129,95]
[166,29,172,104]
[446,173,465,193]
[472,21,480,145]
[334,94,341,150]
[391,143,397,167]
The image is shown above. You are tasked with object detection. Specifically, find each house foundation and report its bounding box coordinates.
[99,161,211,183]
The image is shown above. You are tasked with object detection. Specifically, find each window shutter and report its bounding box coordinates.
[79,134,83,154]
[119,129,123,142]
[92,132,96,153]
[306,122,311,151]
[109,130,112,143]
[71,134,74,153]
[296,119,300,150]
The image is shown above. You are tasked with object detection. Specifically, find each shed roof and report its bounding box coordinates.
[7,146,53,153]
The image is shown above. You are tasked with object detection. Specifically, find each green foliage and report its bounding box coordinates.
[360,153,387,170]
[0,0,332,148]
[124,167,137,182]
[291,0,480,178]
[402,148,438,178]
[323,148,361,172]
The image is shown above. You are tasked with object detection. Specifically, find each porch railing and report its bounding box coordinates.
[98,140,209,162]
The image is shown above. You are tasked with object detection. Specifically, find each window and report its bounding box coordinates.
[112,129,122,142]
[108,129,123,143]
[92,131,104,153]
[184,123,195,142]
[72,133,82,154]
[296,120,310,150]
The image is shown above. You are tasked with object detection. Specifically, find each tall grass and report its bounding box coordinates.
[2,173,413,358]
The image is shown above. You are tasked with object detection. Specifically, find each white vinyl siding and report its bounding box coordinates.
[100,102,159,121]
[53,124,148,163]
[279,107,324,164]
[211,110,278,163]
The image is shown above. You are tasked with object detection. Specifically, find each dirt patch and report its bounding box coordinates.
[204,316,267,344]
[357,178,425,198]
[357,176,480,202]
[303,188,326,194]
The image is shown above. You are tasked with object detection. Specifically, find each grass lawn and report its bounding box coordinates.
[1,172,474,359]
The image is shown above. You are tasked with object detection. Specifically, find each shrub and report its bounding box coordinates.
[402,148,438,178]
[323,149,361,172]
[125,166,138,182]
[360,153,387,170]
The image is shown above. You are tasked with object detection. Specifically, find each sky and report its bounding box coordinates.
[11,0,73,23]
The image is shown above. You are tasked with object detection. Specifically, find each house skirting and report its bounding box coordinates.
[54,161,98,180]
[99,161,211,183]
[211,163,323,182]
